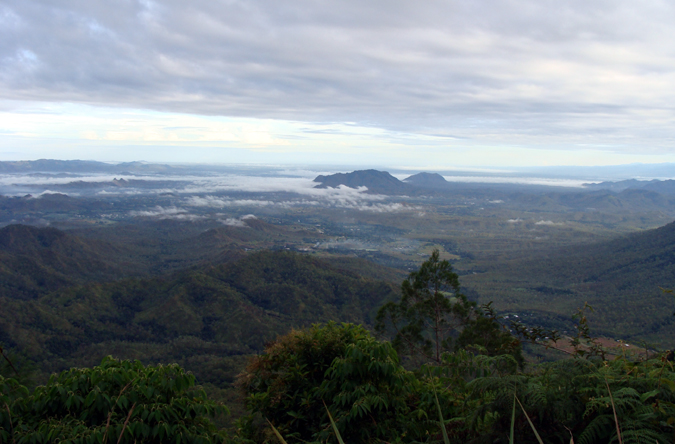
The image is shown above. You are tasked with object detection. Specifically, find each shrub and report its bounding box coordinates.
[238,322,437,444]
[2,356,227,444]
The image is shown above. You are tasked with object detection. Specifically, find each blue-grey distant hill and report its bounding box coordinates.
[584,179,675,195]
[403,172,449,188]
[0,160,114,173]
[0,159,179,174]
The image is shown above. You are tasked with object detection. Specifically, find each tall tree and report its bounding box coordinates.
[376,249,475,363]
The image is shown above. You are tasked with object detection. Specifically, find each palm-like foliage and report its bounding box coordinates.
[458,356,675,444]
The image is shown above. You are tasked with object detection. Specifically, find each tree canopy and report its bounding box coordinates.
[376,249,521,364]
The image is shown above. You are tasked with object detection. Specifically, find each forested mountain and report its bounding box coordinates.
[0,250,399,385]
[0,224,130,299]
[0,217,329,291]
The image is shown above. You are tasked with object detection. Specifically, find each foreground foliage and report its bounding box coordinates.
[237,322,440,444]
[239,323,675,444]
[1,356,227,444]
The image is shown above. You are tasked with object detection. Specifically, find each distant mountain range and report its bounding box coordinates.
[312,170,675,214]
[584,179,675,195]
[0,159,178,174]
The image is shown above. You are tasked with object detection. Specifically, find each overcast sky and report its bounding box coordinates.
[2,0,675,167]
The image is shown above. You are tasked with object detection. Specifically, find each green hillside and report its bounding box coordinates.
[0,218,328,301]
[0,224,130,299]
[0,250,399,386]
[71,218,324,274]
[463,220,675,347]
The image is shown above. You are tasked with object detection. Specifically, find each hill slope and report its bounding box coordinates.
[0,224,130,299]
[0,251,400,385]
[463,220,675,346]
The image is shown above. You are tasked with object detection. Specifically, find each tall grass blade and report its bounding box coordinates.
[266,418,289,444]
[433,391,451,444]
[509,391,516,444]
[605,379,623,444]
[516,395,544,444]
[324,401,346,444]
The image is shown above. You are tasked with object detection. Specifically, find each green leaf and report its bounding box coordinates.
[266,418,289,444]
[324,402,346,444]
[516,395,544,444]
[509,391,516,444]
[640,389,660,403]
[434,390,451,444]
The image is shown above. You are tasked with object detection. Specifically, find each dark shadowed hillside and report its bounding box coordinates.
[73,217,325,273]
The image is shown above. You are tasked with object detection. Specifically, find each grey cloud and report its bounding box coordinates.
[3,1,675,150]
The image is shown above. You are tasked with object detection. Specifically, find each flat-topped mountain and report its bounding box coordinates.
[313,169,410,194]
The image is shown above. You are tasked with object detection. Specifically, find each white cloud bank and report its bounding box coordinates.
[129,206,204,221]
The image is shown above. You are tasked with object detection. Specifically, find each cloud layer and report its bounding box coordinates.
[3,1,675,159]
